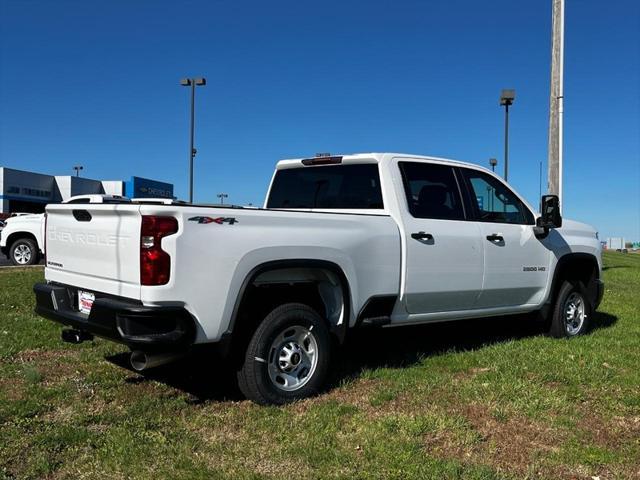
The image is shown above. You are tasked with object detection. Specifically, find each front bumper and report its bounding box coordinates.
[34,282,196,350]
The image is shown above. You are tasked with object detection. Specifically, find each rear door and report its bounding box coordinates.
[45,204,142,299]
[396,161,483,315]
[458,167,551,308]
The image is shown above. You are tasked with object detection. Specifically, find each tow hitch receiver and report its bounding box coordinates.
[61,329,94,344]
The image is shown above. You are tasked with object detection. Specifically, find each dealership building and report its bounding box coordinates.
[0,167,174,215]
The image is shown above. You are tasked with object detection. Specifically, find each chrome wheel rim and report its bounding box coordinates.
[564,292,585,336]
[13,244,32,265]
[268,325,318,392]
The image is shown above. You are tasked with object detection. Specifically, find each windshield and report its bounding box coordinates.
[267,164,384,209]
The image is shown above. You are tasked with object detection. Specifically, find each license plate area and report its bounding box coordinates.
[78,290,95,315]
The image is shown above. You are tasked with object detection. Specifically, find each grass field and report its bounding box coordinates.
[1,252,639,479]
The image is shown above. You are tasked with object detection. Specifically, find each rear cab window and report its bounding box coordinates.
[266,164,384,210]
[399,162,466,220]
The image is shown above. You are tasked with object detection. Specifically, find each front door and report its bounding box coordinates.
[398,161,484,315]
[459,167,551,308]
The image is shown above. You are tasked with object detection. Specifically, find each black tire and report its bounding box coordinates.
[9,238,39,266]
[237,303,331,405]
[548,280,592,338]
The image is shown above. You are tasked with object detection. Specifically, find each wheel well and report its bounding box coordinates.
[4,232,39,255]
[227,262,350,365]
[550,253,599,306]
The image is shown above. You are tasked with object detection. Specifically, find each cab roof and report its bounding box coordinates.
[275,153,492,174]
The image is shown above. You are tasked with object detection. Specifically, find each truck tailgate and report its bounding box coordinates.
[45,204,142,299]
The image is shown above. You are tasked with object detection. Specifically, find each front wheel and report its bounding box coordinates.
[10,238,39,266]
[548,280,592,338]
[237,303,331,405]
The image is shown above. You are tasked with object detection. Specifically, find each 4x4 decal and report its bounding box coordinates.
[188,216,238,225]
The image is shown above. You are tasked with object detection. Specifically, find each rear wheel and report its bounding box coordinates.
[10,238,39,266]
[237,303,331,405]
[548,280,591,338]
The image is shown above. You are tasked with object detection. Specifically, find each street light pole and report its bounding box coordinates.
[504,103,509,181]
[217,192,228,205]
[499,89,515,182]
[488,158,497,211]
[539,160,543,199]
[189,80,195,203]
[73,165,83,177]
[180,77,206,203]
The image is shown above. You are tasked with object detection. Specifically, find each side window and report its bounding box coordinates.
[460,168,534,225]
[399,162,465,220]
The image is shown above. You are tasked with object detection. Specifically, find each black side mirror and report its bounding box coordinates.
[537,195,562,229]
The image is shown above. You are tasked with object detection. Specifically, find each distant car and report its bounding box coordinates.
[0,213,44,265]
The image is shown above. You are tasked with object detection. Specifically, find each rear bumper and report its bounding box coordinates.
[33,282,196,350]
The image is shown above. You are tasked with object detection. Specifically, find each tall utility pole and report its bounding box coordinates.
[180,77,206,203]
[547,0,565,209]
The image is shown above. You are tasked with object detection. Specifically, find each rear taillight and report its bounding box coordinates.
[140,216,178,286]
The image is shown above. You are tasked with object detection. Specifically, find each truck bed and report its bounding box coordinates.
[45,203,401,342]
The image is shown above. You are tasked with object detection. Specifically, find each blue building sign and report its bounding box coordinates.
[124,177,174,199]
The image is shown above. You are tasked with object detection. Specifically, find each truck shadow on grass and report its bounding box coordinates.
[329,310,617,387]
[105,311,617,403]
[602,265,630,271]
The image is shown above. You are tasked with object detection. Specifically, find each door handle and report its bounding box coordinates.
[411,231,433,241]
[486,233,504,242]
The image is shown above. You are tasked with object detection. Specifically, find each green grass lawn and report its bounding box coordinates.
[1,252,639,479]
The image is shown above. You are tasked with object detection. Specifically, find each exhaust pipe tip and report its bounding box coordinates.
[130,351,150,371]
[130,351,184,372]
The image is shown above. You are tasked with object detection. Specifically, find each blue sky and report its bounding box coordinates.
[1,0,638,240]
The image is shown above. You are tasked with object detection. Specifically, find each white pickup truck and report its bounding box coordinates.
[34,153,604,404]
[1,213,45,265]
